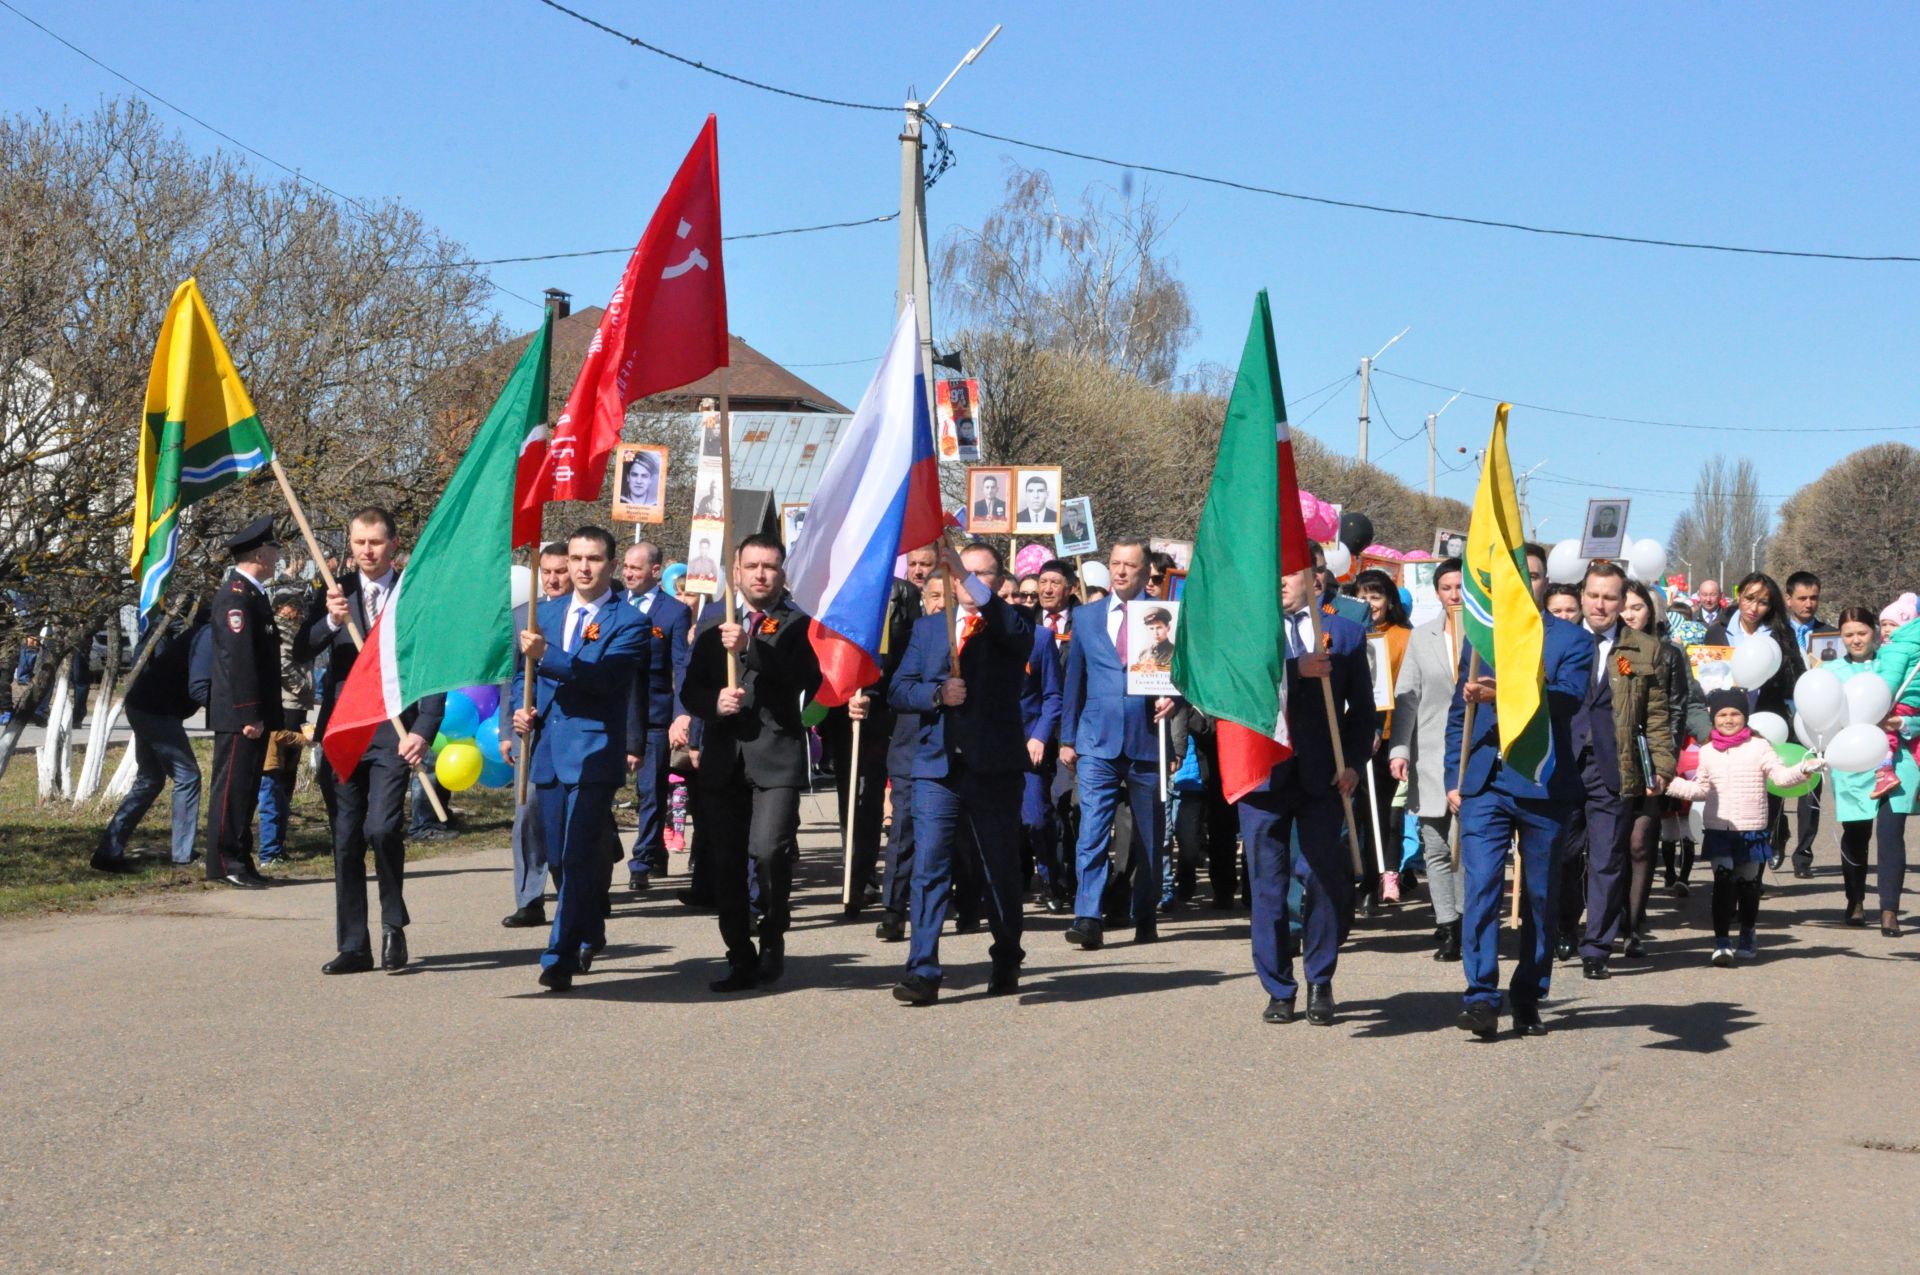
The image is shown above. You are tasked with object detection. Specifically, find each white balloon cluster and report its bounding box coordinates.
[1323,542,1353,577]
[1792,666,1896,772]
[1544,537,1669,586]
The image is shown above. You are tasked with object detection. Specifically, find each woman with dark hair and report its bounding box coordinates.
[1542,583,1581,623]
[1353,568,1413,909]
[1618,579,1694,951]
[1704,572,1807,868]
[1828,605,1915,933]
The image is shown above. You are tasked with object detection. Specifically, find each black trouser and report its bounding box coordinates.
[207,730,267,880]
[822,707,888,898]
[703,760,801,969]
[1842,807,1910,913]
[1789,789,1822,872]
[879,773,915,917]
[1173,772,1240,904]
[332,746,412,954]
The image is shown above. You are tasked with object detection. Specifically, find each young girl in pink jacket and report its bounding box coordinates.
[1664,689,1825,966]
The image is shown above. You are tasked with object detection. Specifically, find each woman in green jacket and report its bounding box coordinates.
[1828,606,1916,935]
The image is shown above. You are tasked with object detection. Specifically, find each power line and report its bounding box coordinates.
[1531,470,1794,499]
[423,213,899,270]
[1373,367,1920,435]
[532,1,1920,265]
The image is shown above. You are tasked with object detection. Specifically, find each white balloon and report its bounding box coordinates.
[1793,667,1848,735]
[1546,539,1586,585]
[1625,538,1668,583]
[1686,802,1705,844]
[1730,638,1782,690]
[1843,669,1894,727]
[1825,721,1894,773]
[509,564,532,610]
[1323,541,1353,577]
[1748,711,1789,746]
[1794,711,1831,753]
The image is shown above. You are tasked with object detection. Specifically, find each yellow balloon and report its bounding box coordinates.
[435,741,484,792]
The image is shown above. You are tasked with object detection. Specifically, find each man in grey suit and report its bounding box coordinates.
[1387,557,1466,961]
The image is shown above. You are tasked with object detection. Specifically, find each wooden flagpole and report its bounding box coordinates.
[269,457,448,821]
[717,374,739,690]
[1449,646,1482,873]
[1301,601,1364,876]
[514,548,541,806]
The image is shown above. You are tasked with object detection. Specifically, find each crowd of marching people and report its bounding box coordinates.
[87,509,1915,1034]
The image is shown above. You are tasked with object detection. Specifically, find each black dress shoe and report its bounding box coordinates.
[710,964,759,993]
[241,866,273,887]
[323,951,374,975]
[1768,849,1785,870]
[222,872,266,890]
[1554,939,1576,961]
[1845,903,1866,927]
[538,966,572,993]
[1262,996,1297,1024]
[1581,957,1610,980]
[1512,1003,1548,1037]
[676,889,716,911]
[381,929,409,973]
[89,851,137,875]
[987,965,1019,996]
[1792,866,1813,880]
[1457,1001,1498,1038]
[1306,983,1335,1026]
[893,974,939,1004]
[757,946,786,986]
[841,898,865,918]
[1133,922,1158,945]
[1064,919,1103,950]
[577,943,596,974]
[953,916,982,934]
[874,911,906,942]
[1623,934,1644,958]
[627,873,650,892]
[501,903,547,928]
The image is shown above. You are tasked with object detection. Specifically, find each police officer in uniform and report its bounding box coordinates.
[207,515,285,889]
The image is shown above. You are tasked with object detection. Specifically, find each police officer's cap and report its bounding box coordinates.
[225,514,279,557]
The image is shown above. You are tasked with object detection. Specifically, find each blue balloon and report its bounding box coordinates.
[475,714,502,762]
[463,684,500,719]
[478,753,513,788]
[440,692,481,741]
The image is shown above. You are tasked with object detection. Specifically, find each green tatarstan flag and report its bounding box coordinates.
[1171,291,1313,802]
[320,310,552,776]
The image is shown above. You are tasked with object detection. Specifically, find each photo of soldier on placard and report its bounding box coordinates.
[1580,498,1631,559]
[967,466,1012,534]
[936,378,982,461]
[1125,600,1181,696]
[610,443,667,524]
[1055,496,1097,556]
[1013,466,1062,534]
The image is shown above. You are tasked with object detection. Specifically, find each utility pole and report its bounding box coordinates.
[897,24,1001,422]
[1516,460,1548,542]
[1424,389,1462,498]
[1356,327,1409,466]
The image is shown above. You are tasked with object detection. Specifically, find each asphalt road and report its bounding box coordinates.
[2,793,1916,1272]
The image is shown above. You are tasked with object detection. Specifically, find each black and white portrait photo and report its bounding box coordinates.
[610,444,667,524]
[1013,466,1061,534]
[1055,496,1097,557]
[1579,498,1631,560]
[967,466,1012,534]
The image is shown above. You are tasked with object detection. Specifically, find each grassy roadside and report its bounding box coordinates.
[0,737,514,918]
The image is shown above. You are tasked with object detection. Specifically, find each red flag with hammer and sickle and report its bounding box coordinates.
[514,116,727,538]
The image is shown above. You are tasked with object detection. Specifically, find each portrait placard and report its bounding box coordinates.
[1149,538,1193,571]
[935,378,982,461]
[966,466,1013,534]
[1013,466,1063,535]
[1580,499,1631,560]
[1124,599,1180,697]
[780,503,809,550]
[1358,553,1403,584]
[1055,496,1097,557]
[610,443,667,524]
[1805,629,1845,667]
[1367,635,1395,711]
[1686,644,1736,694]
[1431,528,1467,559]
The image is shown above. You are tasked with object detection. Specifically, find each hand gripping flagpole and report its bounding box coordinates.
[717,373,739,691]
[1301,602,1365,876]
[270,458,448,821]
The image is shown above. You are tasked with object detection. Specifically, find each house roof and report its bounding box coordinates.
[502,305,850,413]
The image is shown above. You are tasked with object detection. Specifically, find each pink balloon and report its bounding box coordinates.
[1678,744,1700,778]
[1013,543,1051,578]
[1299,491,1338,542]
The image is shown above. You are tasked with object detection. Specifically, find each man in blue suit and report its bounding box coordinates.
[1060,537,1178,949]
[1445,607,1609,1038]
[620,540,691,892]
[511,525,649,994]
[887,541,1036,1003]
[1025,558,1075,912]
[1237,564,1376,1026]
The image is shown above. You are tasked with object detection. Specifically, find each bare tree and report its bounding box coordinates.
[1669,455,1770,586]
[0,99,503,782]
[937,164,1196,387]
[1769,443,1920,612]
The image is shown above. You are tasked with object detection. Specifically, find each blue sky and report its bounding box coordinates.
[7,0,1917,554]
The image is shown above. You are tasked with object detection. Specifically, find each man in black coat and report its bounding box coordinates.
[680,534,823,992]
[207,516,285,889]
[93,607,209,872]
[292,507,444,975]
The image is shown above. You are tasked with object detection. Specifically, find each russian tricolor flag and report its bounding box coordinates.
[786,304,946,706]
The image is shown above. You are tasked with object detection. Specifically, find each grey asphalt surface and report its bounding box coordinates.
[3,792,1916,1272]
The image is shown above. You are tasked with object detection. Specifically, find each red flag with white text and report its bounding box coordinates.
[513,116,728,543]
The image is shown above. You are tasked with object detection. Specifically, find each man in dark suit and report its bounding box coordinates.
[1237,564,1376,1026]
[875,545,938,941]
[680,533,823,991]
[511,526,649,993]
[888,541,1037,1003]
[971,476,1007,522]
[1030,560,1078,911]
[295,507,447,975]
[206,515,284,890]
[1018,561,1067,911]
[1059,536,1178,949]
[620,540,692,892]
[824,571,919,918]
[1446,611,1606,1038]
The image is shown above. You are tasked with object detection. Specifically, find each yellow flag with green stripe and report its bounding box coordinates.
[132,279,274,614]
[1460,403,1552,784]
